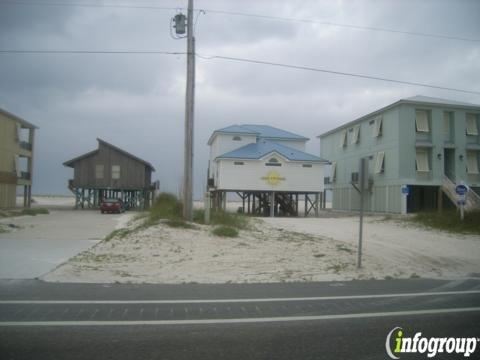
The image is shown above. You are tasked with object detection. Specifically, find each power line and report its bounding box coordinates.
[0,49,478,95]
[2,0,479,43]
[0,50,186,55]
[0,1,177,11]
[202,9,480,43]
[195,54,480,95]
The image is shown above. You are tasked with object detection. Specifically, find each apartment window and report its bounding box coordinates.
[415,149,430,172]
[232,136,242,141]
[351,124,360,144]
[415,110,430,132]
[95,164,104,179]
[467,151,479,174]
[339,130,347,148]
[266,157,281,167]
[466,114,479,135]
[374,151,385,174]
[302,164,312,168]
[443,112,452,136]
[111,165,121,179]
[372,116,383,138]
[331,162,337,181]
[234,161,244,165]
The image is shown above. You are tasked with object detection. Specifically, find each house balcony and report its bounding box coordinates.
[17,171,32,186]
[18,141,33,157]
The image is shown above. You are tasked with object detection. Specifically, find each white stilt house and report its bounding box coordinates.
[207,124,328,216]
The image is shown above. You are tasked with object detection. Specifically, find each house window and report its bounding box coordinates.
[13,156,20,177]
[233,136,242,141]
[415,110,430,132]
[266,157,281,166]
[351,124,360,144]
[415,149,430,172]
[372,116,383,138]
[15,124,21,142]
[467,151,479,174]
[339,130,347,148]
[95,164,104,179]
[112,165,121,179]
[374,151,385,174]
[466,114,479,135]
[234,161,244,165]
[331,162,337,181]
[443,112,452,136]
[302,164,312,168]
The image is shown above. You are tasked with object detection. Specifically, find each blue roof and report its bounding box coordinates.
[214,125,259,135]
[240,124,309,140]
[208,124,308,144]
[217,139,327,162]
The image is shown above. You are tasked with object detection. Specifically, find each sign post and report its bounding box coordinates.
[455,182,468,221]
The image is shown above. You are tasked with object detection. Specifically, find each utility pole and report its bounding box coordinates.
[183,0,195,221]
[357,157,368,269]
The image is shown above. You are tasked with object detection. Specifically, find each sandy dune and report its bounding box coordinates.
[43,213,480,284]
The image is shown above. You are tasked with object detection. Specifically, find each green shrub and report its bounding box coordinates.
[149,193,182,222]
[212,225,239,237]
[210,211,249,229]
[193,209,205,224]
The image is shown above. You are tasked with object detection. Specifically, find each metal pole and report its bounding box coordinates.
[204,191,210,224]
[357,158,367,269]
[270,191,275,217]
[183,0,195,221]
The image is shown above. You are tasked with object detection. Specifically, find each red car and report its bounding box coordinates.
[100,198,125,214]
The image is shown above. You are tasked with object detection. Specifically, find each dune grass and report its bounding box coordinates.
[408,210,480,235]
[193,208,249,229]
[0,207,49,218]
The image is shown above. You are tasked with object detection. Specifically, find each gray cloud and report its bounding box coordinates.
[0,0,479,198]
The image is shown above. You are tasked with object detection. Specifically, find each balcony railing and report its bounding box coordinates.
[19,141,33,151]
[20,171,31,180]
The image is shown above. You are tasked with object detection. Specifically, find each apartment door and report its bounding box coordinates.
[444,148,455,180]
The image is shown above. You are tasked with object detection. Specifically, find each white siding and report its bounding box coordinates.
[216,156,324,192]
[209,134,257,161]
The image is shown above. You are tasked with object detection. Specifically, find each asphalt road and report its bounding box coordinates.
[1,278,479,360]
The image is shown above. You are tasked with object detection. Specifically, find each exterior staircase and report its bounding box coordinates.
[442,175,480,212]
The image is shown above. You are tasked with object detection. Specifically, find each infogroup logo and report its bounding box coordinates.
[385,327,479,359]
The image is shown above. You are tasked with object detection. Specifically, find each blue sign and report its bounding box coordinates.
[401,185,410,195]
[455,184,468,196]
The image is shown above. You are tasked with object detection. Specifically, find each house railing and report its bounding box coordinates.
[441,175,480,212]
[19,141,33,151]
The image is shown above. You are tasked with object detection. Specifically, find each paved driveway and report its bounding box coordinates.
[0,210,131,279]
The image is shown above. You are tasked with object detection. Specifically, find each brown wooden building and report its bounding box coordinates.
[64,138,156,209]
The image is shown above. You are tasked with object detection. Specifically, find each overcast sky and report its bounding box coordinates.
[1,0,479,198]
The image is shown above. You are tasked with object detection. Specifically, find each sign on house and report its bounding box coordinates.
[261,171,285,186]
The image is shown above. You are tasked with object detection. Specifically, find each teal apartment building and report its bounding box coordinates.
[319,96,480,213]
